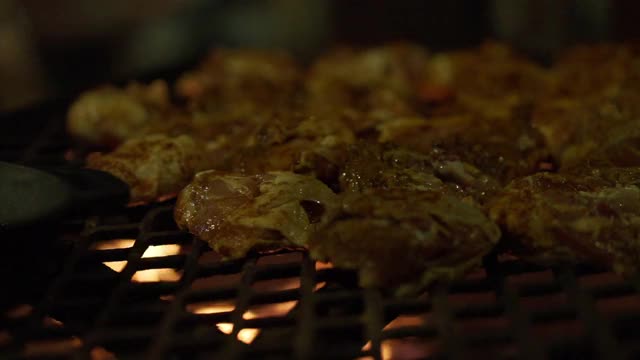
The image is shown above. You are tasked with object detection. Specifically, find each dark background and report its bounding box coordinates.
[1,0,639,111]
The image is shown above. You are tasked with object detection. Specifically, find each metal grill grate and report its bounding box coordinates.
[2,103,640,360]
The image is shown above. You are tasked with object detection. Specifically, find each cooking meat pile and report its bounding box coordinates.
[67,43,640,295]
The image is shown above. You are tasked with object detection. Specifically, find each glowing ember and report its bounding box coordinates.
[96,239,135,273]
[362,314,433,359]
[133,244,182,282]
[361,341,393,359]
[217,323,233,334]
[187,300,299,344]
[237,329,260,344]
[103,261,127,272]
[94,239,135,250]
[23,337,82,357]
[212,322,259,344]
[384,314,425,329]
[243,301,297,319]
[91,347,117,360]
[43,317,64,327]
[186,303,260,343]
[252,277,300,292]
[132,268,182,282]
[214,322,258,344]
[382,343,392,359]
[142,244,181,258]
[315,261,333,270]
[186,302,235,314]
[96,240,182,282]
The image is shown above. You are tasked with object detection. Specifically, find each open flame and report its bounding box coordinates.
[95,242,326,345]
[185,301,259,344]
[185,291,299,344]
[96,239,182,282]
[361,314,432,359]
[185,301,299,344]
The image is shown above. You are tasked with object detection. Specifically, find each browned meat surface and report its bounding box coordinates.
[339,142,500,204]
[310,189,500,295]
[67,80,175,147]
[176,49,301,113]
[421,42,549,101]
[67,42,640,293]
[378,43,551,183]
[533,90,640,170]
[305,43,429,134]
[532,44,640,169]
[175,170,339,259]
[86,134,210,203]
[230,114,355,180]
[488,169,640,274]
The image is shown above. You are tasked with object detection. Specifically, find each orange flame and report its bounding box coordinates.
[186,299,299,344]
[315,261,333,270]
[96,239,182,282]
[361,314,433,359]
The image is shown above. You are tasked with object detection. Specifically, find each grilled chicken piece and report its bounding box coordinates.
[309,189,501,295]
[421,42,549,102]
[87,134,210,203]
[69,50,301,149]
[378,43,551,183]
[67,80,174,147]
[305,43,428,133]
[532,44,640,169]
[339,142,500,204]
[488,169,640,274]
[231,115,355,184]
[377,111,549,185]
[532,88,640,170]
[545,44,640,99]
[174,171,339,259]
[175,49,301,113]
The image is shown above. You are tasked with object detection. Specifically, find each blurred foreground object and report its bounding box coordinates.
[0,0,49,110]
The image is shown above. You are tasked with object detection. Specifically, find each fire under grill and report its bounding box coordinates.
[3,103,640,360]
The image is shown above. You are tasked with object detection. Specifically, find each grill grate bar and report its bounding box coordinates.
[5,108,640,360]
[146,234,205,359]
[14,229,94,344]
[77,210,160,354]
[363,288,384,360]
[294,253,316,360]
[486,255,544,360]
[225,255,259,359]
[555,268,623,360]
[432,284,463,360]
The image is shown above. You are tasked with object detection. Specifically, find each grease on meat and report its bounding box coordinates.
[86,134,210,203]
[488,169,640,274]
[532,44,640,168]
[378,43,551,183]
[175,171,339,258]
[310,189,501,295]
[339,142,500,204]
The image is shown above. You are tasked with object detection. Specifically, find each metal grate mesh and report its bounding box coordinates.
[2,103,640,360]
